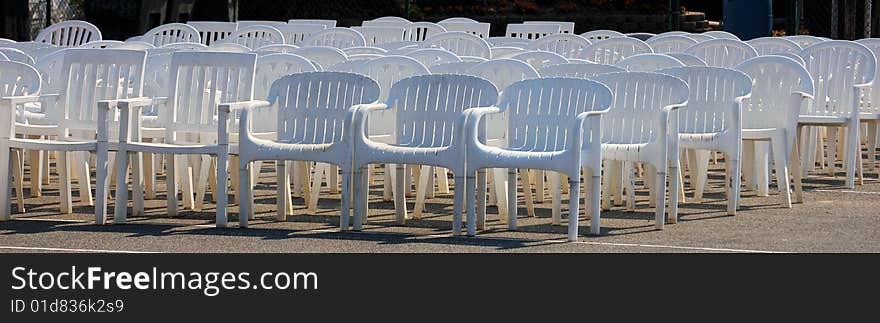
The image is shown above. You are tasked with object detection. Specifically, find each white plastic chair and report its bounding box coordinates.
[855,38,880,172]
[538,62,625,78]
[237,72,380,229]
[405,48,462,67]
[524,21,575,34]
[685,39,758,68]
[254,53,319,101]
[525,33,592,59]
[221,25,285,49]
[113,51,259,226]
[302,28,366,49]
[276,23,326,45]
[0,48,34,65]
[735,55,814,207]
[351,74,498,233]
[616,53,684,72]
[187,21,238,46]
[437,22,491,39]
[511,51,568,70]
[580,37,653,64]
[650,31,689,39]
[290,46,347,70]
[145,23,201,47]
[666,52,708,66]
[464,77,613,240]
[588,71,689,227]
[0,60,41,216]
[35,20,102,47]
[797,41,875,188]
[746,37,802,55]
[287,19,337,28]
[371,16,411,24]
[404,22,447,42]
[581,30,626,42]
[703,30,740,40]
[659,66,752,215]
[422,32,491,58]
[351,26,406,46]
[505,23,560,40]
[646,35,698,54]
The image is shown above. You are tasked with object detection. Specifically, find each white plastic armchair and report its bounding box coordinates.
[646,35,698,54]
[422,32,491,58]
[658,66,752,215]
[616,53,684,72]
[35,20,102,47]
[855,38,880,172]
[221,25,285,49]
[276,24,326,45]
[0,48,34,65]
[371,16,411,24]
[735,55,814,207]
[113,51,258,226]
[524,21,575,34]
[254,53,319,101]
[746,37,802,55]
[588,71,689,227]
[580,37,653,64]
[187,21,237,46]
[351,74,498,234]
[684,39,758,68]
[505,23,560,40]
[0,60,42,217]
[797,40,875,188]
[439,17,478,23]
[145,23,201,47]
[525,33,592,59]
[302,28,366,49]
[237,72,380,229]
[537,62,625,78]
[290,46,347,70]
[581,30,626,42]
[511,51,568,70]
[405,48,461,67]
[464,77,613,241]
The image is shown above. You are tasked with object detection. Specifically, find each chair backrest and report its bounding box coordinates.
[439,17,478,24]
[346,54,382,61]
[524,21,575,34]
[666,52,708,66]
[580,37,653,64]
[302,27,366,49]
[487,36,530,47]
[798,40,876,118]
[703,30,740,40]
[187,21,238,46]
[588,71,689,144]
[371,16,411,24]
[35,20,102,47]
[342,46,387,56]
[404,22,447,42]
[0,48,34,65]
[351,26,406,46]
[146,23,201,47]
[422,32,491,58]
[5,42,60,60]
[855,38,880,115]
[275,23,326,45]
[658,66,753,135]
[118,41,157,50]
[236,20,288,29]
[405,48,462,67]
[735,56,814,136]
[385,74,498,147]
[78,40,124,49]
[157,41,206,51]
[465,59,539,92]
[163,51,256,135]
[290,46,347,70]
[354,55,430,102]
[223,25,285,49]
[0,38,15,45]
[746,37,802,55]
[650,31,689,39]
[377,40,419,51]
[505,23,560,40]
[785,35,825,48]
[498,77,613,151]
[430,61,482,75]
[55,49,146,132]
[616,53,685,72]
[0,52,7,61]
[206,42,251,53]
[686,33,716,42]
[287,19,337,28]
[646,34,698,54]
[685,39,758,68]
[526,33,592,59]
[0,60,41,97]
[490,46,526,59]
[768,52,806,66]
[437,22,491,39]
[627,32,656,41]
[581,30,626,42]
[254,53,318,100]
[144,52,173,99]
[538,62,625,78]
[511,51,568,70]
[252,44,300,55]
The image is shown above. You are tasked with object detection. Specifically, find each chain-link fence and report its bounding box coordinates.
[797,0,876,39]
[28,0,86,39]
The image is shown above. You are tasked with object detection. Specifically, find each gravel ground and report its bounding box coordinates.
[1,159,879,253]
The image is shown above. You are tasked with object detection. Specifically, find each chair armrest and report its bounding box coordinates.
[792,91,814,101]
[661,101,688,112]
[463,106,501,149]
[854,82,873,89]
[351,103,389,144]
[236,100,274,140]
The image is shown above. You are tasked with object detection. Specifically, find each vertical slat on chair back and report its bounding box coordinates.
[646,35,698,54]
[165,51,256,134]
[538,62,625,78]
[505,23,560,40]
[404,22,446,42]
[658,67,752,135]
[685,39,758,68]
[0,61,41,97]
[58,49,145,132]
[500,78,612,152]
[387,74,497,147]
[799,40,876,118]
[735,56,813,133]
[269,72,379,144]
[581,37,653,65]
[526,34,592,59]
[589,72,689,145]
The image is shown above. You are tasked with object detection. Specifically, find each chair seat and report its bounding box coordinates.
[472,145,570,172]
[679,132,725,150]
[601,142,653,162]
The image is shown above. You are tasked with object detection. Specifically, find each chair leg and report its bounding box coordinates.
[492,168,508,221]
[12,150,24,213]
[867,121,878,173]
[845,123,859,188]
[625,162,635,212]
[339,166,351,231]
[437,168,450,194]
[770,135,792,208]
[520,168,535,217]
[308,163,328,213]
[27,137,42,197]
[394,164,407,224]
[329,165,339,194]
[352,166,366,231]
[727,153,742,215]
[95,144,110,225]
[601,162,612,211]
[178,156,195,210]
[453,174,466,236]
[166,154,178,216]
[506,168,517,230]
[194,155,211,211]
[827,126,838,176]
[654,168,667,230]
[742,140,756,191]
[276,160,289,221]
[412,165,432,219]
[567,176,580,242]
[144,148,155,200]
[550,171,562,225]
[0,145,11,220]
[238,160,249,228]
[589,171,601,235]
[113,149,128,222]
[58,151,73,214]
[646,164,656,207]
[792,131,805,204]
[668,161,681,224]
[534,170,545,203]
[131,151,144,217]
[215,152,228,228]
[691,149,710,203]
[382,164,393,201]
[465,171,476,236]
[610,162,623,206]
